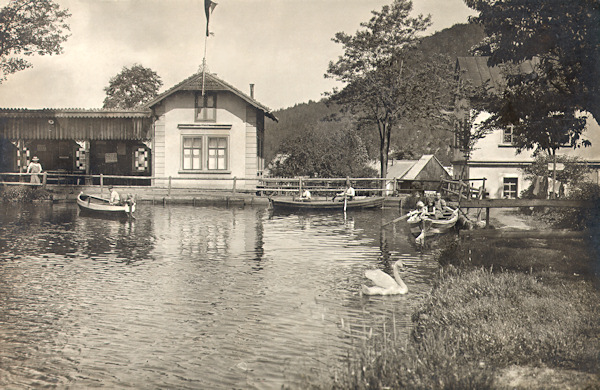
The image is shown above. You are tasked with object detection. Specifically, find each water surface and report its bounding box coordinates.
[0,203,438,389]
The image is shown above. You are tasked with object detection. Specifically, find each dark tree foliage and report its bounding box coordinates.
[0,0,71,81]
[465,0,598,155]
[268,124,376,178]
[103,64,163,109]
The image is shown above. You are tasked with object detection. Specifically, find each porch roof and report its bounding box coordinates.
[0,108,153,140]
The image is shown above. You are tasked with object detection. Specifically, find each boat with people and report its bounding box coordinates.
[269,196,385,212]
[77,192,136,218]
[407,204,459,244]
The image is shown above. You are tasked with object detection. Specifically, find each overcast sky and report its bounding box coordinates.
[0,0,476,111]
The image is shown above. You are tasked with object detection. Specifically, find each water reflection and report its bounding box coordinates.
[0,203,438,389]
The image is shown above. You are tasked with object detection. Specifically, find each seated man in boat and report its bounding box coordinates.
[333,183,355,202]
[299,189,312,201]
[108,186,121,205]
[408,200,430,220]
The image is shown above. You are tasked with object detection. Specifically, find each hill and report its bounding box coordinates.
[265,23,486,168]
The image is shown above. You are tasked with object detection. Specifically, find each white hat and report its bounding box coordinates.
[32,156,39,162]
[416,201,425,208]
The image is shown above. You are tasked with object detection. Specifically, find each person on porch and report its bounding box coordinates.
[26,156,42,184]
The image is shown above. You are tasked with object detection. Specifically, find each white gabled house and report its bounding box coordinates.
[454,57,600,199]
[143,72,277,190]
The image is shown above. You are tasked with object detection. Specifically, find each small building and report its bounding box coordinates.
[454,57,600,199]
[385,154,451,194]
[0,109,153,184]
[143,72,277,190]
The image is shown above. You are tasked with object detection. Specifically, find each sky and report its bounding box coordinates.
[0,0,476,111]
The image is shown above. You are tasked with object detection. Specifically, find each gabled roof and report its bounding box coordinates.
[386,159,418,179]
[143,72,278,121]
[386,155,450,180]
[456,56,539,94]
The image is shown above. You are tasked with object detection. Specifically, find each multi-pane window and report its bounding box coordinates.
[503,125,515,144]
[503,177,518,198]
[208,137,227,170]
[183,137,202,170]
[196,93,216,121]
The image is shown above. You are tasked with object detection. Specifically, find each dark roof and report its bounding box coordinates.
[143,72,278,122]
[456,56,539,94]
[0,108,152,118]
[0,108,152,140]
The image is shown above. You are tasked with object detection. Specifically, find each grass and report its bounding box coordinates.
[0,185,53,202]
[321,234,600,389]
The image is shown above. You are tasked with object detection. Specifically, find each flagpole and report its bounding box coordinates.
[202,33,208,97]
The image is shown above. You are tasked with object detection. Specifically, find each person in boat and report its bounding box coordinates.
[333,183,355,202]
[299,189,312,201]
[26,156,43,184]
[408,200,429,219]
[432,192,449,218]
[108,186,121,205]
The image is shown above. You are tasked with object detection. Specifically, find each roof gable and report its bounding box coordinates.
[143,72,277,121]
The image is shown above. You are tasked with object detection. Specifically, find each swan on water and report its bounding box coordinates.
[361,260,408,295]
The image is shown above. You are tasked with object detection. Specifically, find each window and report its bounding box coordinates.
[502,125,515,144]
[208,137,227,170]
[503,177,518,198]
[196,93,216,121]
[183,137,202,170]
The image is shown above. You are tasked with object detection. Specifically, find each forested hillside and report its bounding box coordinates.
[265,23,485,170]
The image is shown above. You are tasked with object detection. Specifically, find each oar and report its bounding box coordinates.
[382,213,411,227]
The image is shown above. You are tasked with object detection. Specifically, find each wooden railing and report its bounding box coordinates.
[441,178,487,201]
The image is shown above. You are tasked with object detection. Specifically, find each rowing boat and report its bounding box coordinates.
[77,192,136,218]
[407,207,459,239]
[269,196,385,211]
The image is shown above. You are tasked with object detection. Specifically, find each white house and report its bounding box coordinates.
[143,72,277,190]
[454,57,600,199]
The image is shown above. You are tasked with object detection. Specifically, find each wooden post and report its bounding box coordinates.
[100,174,104,195]
[168,176,172,197]
[232,177,237,193]
[485,207,490,228]
[298,177,303,197]
[42,172,47,189]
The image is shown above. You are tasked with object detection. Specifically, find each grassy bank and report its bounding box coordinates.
[324,234,600,389]
[1,185,53,202]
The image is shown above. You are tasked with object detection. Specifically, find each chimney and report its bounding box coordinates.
[249,84,255,99]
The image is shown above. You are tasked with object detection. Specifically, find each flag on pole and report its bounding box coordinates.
[205,0,217,37]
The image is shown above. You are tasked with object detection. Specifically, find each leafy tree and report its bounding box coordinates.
[103,64,163,109]
[268,123,376,178]
[326,0,456,184]
[0,0,71,81]
[465,0,600,121]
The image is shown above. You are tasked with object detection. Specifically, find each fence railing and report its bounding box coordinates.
[0,172,467,198]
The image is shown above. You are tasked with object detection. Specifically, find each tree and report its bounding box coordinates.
[103,64,163,109]
[465,0,600,121]
[268,123,376,178]
[464,1,597,196]
[326,0,456,184]
[0,0,71,81]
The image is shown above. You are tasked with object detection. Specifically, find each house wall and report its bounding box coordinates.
[457,112,600,198]
[153,91,261,190]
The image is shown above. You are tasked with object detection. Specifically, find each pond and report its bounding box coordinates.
[0,202,439,389]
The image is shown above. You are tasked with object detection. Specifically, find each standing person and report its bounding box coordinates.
[26,156,42,184]
[108,186,121,205]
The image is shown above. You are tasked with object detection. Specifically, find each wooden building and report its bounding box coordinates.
[385,154,451,193]
[0,108,153,184]
[143,72,277,190]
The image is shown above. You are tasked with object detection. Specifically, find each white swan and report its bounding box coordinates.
[361,260,408,295]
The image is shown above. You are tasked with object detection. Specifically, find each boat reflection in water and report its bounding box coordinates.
[0,202,438,389]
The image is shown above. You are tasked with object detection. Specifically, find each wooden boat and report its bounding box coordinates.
[407,207,459,238]
[269,196,385,211]
[77,192,136,218]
